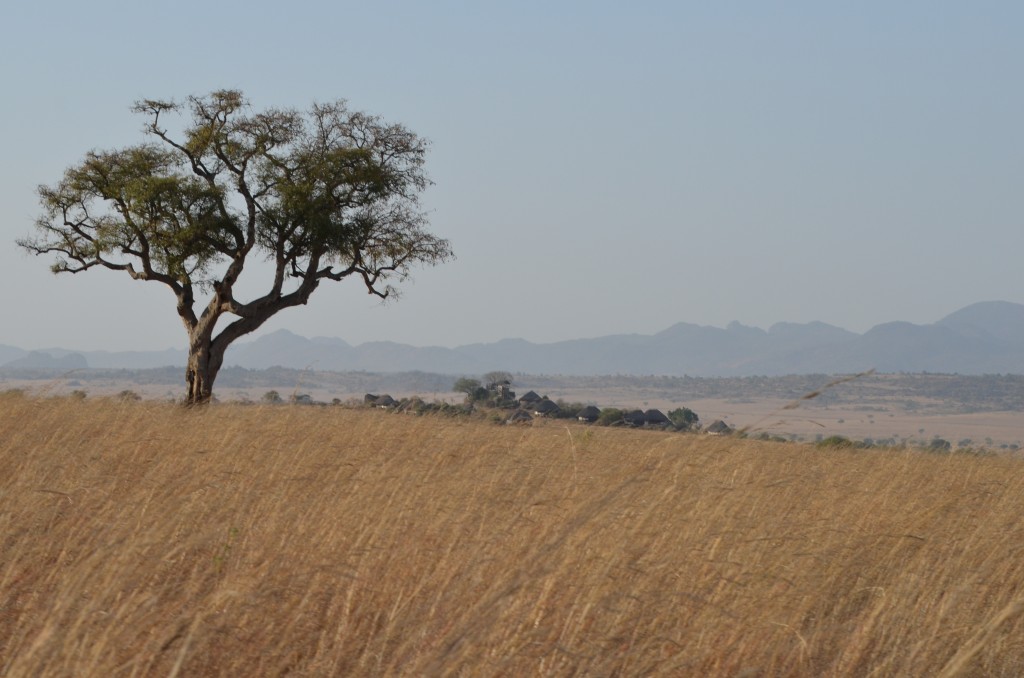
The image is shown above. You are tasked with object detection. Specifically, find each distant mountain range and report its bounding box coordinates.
[3,301,1024,377]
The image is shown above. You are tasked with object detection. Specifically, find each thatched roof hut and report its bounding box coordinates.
[374,395,397,408]
[644,409,670,425]
[577,405,601,423]
[533,399,561,416]
[623,410,646,427]
[705,420,733,435]
[519,390,543,404]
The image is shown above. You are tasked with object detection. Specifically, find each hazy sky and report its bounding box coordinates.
[3,2,1022,352]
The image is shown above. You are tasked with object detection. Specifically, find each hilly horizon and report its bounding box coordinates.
[3,301,1024,377]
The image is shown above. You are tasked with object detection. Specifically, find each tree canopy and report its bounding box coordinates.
[20,90,452,404]
[453,377,482,397]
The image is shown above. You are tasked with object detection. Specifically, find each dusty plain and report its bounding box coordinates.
[3,369,1021,450]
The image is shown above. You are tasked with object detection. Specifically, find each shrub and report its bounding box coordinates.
[595,408,624,426]
[553,400,586,419]
[668,407,699,430]
[453,378,483,401]
[816,435,855,449]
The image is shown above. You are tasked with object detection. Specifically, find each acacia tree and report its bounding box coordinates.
[452,377,482,398]
[20,90,452,404]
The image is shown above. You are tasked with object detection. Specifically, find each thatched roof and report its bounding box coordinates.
[533,399,561,415]
[577,405,601,422]
[519,390,543,403]
[644,409,670,425]
[623,410,646,426]
[705,420,733,435]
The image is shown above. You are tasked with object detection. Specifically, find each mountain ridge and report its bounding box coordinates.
[2,301,1022,377]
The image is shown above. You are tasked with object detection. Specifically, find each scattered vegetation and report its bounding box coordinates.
[450,375,702,432]
[596,407,625,426]
[816,435,857,449]
[3,394,1024,675]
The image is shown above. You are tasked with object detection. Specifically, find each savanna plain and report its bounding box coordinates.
[2,391,1024,676]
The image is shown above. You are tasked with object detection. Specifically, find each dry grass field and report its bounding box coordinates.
[2,392,1024,676]
[4,370,1023,450]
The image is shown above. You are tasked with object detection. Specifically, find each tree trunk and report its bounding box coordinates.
[180,294,301,405]
[184,333,225,406]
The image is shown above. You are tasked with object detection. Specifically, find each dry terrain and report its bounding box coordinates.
[3,393,1024,676]
[686,398,1024,447]
[2,369,1023,449]
[521,374,1024,451]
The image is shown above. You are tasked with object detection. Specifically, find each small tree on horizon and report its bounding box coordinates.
[452,377,483,401]
[20,90,452,405]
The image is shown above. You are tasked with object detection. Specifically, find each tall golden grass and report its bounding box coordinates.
[2,391,1023,676]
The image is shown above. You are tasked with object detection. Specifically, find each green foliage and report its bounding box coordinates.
[453,377,482,397]
[262,390,282,404]
[667,407,699,430]
[117,390,141,402]
[596,408,624,426]
[816,435,855,449]
[20,90,453,405]
[552,400,586,419]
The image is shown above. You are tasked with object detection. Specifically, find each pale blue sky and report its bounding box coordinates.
[2,2,1022,351]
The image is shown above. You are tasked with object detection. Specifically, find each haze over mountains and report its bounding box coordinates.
[3,301,1024,377]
